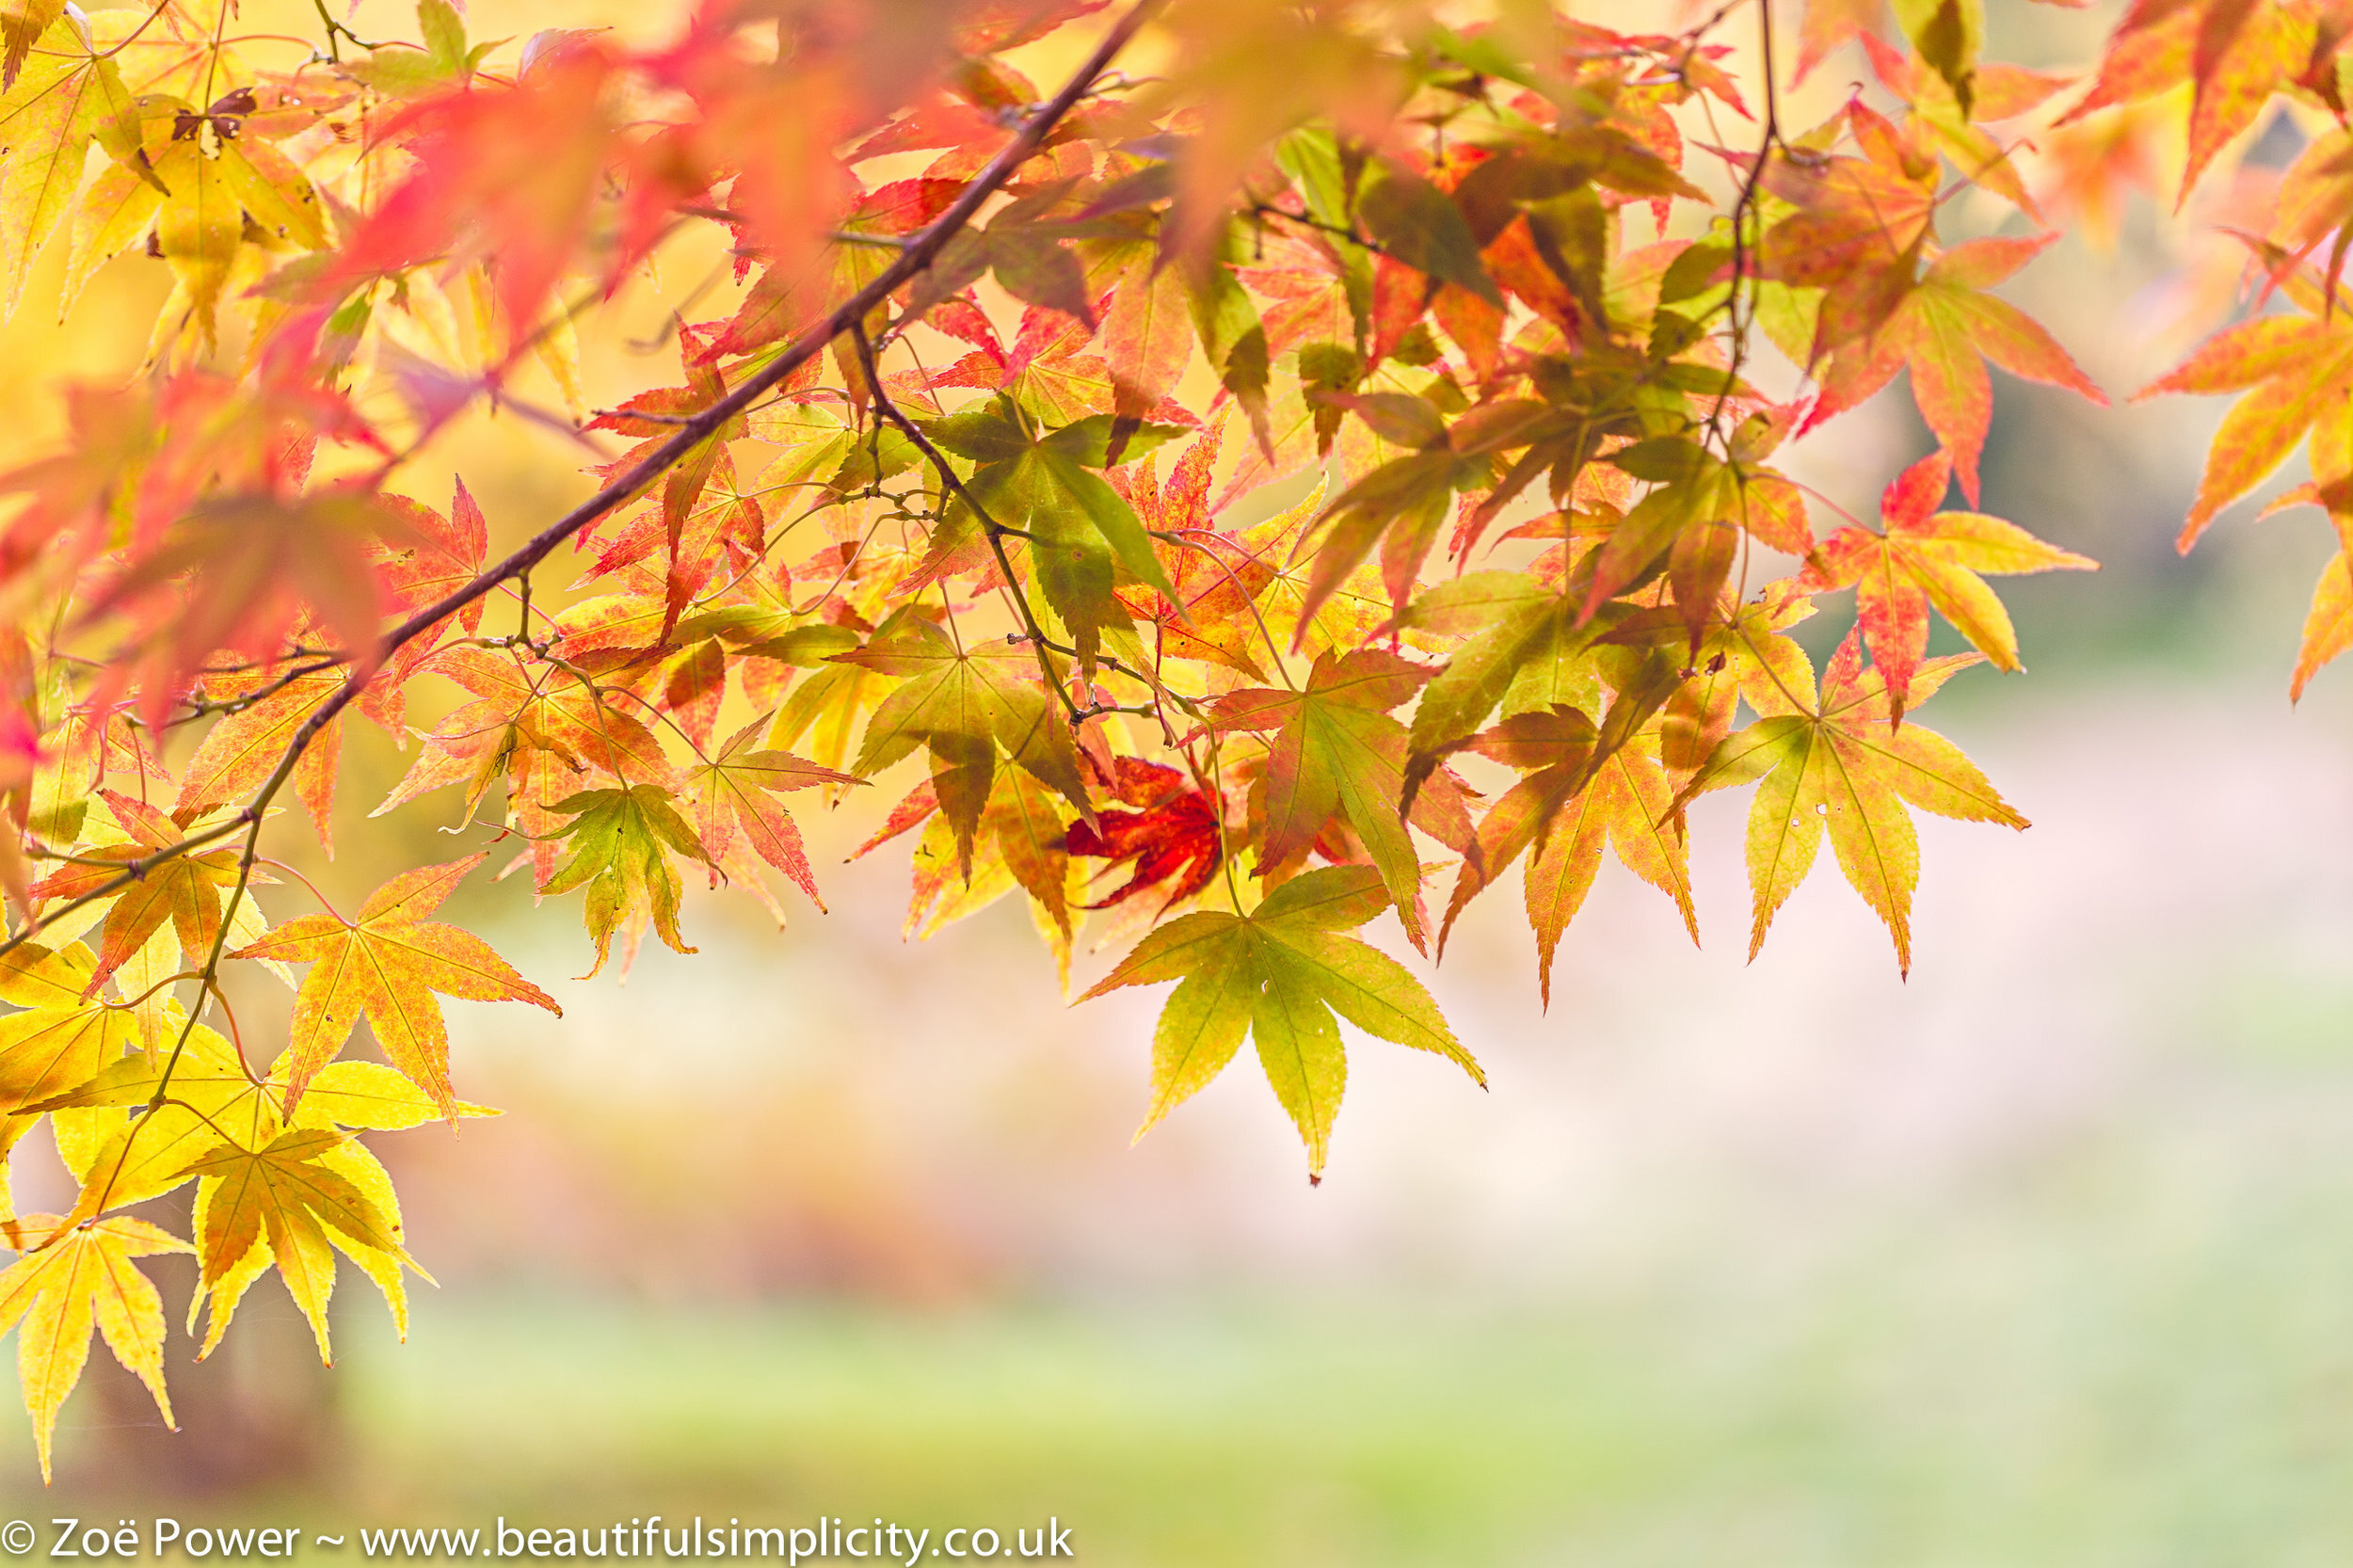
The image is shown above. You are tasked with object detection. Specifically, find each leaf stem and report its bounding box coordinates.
[848,322,1091,725]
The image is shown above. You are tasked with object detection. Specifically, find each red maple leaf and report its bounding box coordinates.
[1064,758,1223,912]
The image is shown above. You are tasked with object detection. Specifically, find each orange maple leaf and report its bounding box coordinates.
[684,716,858,909]
[2137,270,2353,549]
[1803,235,2107,503]
[27,790,248,997]
[229,853,559,1119]
[1802,449,2097,721]
[2059,0,2310,200]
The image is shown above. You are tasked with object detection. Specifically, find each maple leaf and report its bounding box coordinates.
[1151,3,1405,259]
[90,491,399,727]
[924,299,1146,427]
[1182,229,1275,453]
[0,377,157,587]
[376,646,675,887]
[332,40,645,335]
[176,665,347,853]
[374,479,491,666]
[1396,563,1705,793]
[684,716,859,910]
[1100,247,1200,422]
[569,458,763,651]
[1289,397,1491,627]
[1856,35,2068,219]
[1080,865,1481,1181]
[1108,426,1283,679]
[2294,544,2353,700]
[1797,0,1888,82]
[1521,741,1696,1003]
[834,615,1092,878]
[584,349,757,640]
[917,397,1186,670]
[885,789,1048,946]
[176,1128,424,1366]
[710,179,960,361]
[543,785,709,978]
[1359,159,1505,311]
[872,766,1085,972]
[0,942,152,1182]
[1209,649,1464,945]
[1234,228,1359,364]
[34,1035,488,1347]
[1760,104,1940,360]
[148,96,329,351]
[2059,0,2310,200]
[1887,0,1986,118]
[0,12,142,319]
[344,0,488,98]
[2137,278,2353,549]
[1801,449,2096,720]
[0,1214,190,1482]
[27,790,248,997]
[1063,758,1224,913]
[1801,235,2107,502]
[0,0,63,88]
[1438,707,1698,1003]
[229,853,559,1120]
[1674,632,2026,973]
[2245,470,2353,700]
[1583,441,1813,647]
[2029,102,2166,252]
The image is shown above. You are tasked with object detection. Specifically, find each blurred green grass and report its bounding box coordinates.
[323,1176,2353,1568]
[24,1107,2353,1568]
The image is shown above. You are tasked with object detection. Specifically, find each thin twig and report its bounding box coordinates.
[848,323,1087,724]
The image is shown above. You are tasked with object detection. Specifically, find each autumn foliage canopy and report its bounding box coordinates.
[0,0,2334,1477]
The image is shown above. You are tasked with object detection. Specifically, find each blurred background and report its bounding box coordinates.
[8,1,2353,1562]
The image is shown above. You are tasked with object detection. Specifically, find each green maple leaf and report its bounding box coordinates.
[1080,865,1481,1180]
[918,395,1186,669]
[834,615,1091,878]
[1399,570,1602,780]
[543,786,709,978]
[1208,648,1448,940]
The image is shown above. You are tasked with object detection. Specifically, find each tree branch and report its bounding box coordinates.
[35,0,1168,1233]
[348,0,1160,680]
[847,322,1090,726]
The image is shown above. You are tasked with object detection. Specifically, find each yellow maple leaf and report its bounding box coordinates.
[0,1213,190,1482]
[177,1128,426,1366]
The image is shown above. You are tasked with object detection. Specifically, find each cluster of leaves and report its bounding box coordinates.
[0,0,2329,1476]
